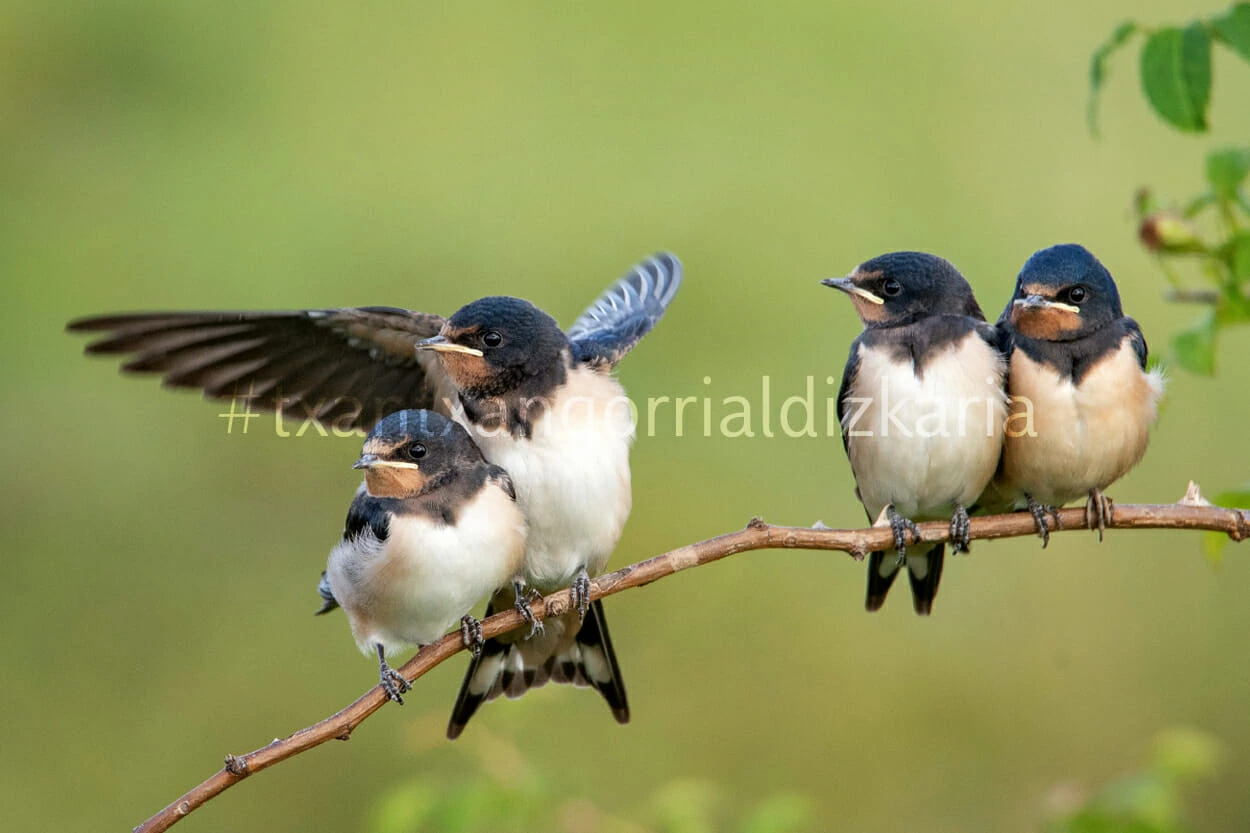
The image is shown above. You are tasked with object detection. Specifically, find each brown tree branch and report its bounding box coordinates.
[135,493,1248,833]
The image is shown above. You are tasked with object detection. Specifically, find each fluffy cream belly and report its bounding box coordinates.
[1000,342,1164,507]
[327,484,526,655]
[846,333,1008,519]
[467,366,635,591]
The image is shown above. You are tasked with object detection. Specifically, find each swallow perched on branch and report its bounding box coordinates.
[68,252,683,732]
[317,410,528,704]
[437,254,680,737]
[825,252,1007,615]
[987,244,1164,542]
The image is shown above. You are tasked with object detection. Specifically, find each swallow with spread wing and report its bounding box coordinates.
[69,252,683,734]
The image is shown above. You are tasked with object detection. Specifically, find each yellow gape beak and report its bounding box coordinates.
[353,454,419,471]
[415,335,484,357]
[820,277,885,305]
[1014,295,1080,314]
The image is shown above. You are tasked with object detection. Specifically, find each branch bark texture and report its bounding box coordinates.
[135,496,1249,833]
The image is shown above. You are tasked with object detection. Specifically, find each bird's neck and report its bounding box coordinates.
[456,355,572,440]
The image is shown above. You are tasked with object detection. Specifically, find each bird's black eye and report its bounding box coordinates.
[882,278,902,297]
[407,442,426,460]
[482,331,503,348]
[1067,286,1087,304]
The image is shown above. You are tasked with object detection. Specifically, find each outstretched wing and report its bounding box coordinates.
[67,306,452,432]
[567,252,682,369]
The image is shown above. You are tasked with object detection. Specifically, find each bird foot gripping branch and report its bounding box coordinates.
[1026,494,1063,548]
[1085,490,1113,541]
[949,504,972,553]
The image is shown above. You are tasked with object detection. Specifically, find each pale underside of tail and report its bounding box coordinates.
[447,598,628,739]
[866,543,945,616]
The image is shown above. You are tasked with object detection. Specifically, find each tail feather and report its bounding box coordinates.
[906,544,945,616]
[576,600,629,723]
[447,599,629,739]
[865,551,901,612]
[865,544,945,615]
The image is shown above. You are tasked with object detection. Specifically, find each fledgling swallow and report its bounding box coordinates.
[316,409,528,704]
[988,244,1164,541]
[435,256,680,737]
[67,252,682,733]
[824,252,1008,615]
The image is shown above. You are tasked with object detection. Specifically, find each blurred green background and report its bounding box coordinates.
[3,1,1249,831]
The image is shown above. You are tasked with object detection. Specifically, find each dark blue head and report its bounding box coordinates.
[1008,244,1124,341]
[354,409,483,498]
[416,296,568,397]
[822,251,984,327]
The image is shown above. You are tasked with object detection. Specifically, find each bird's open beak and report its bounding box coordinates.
[820,277,885,305]
[415,335,484,357]
[1014,294,1080,314]
[352,453,379,470]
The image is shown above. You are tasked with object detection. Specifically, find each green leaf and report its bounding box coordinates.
[1212,235,1250,326]
[1212,2,1250,64]
[1182,191,1215,217]
[1092,773,1178,829]
[367,782,437,833]
[1215,488,1250,507]
[1171,312,1217,374]
[1204,530,1227,566]
[652,779,723,833]
[1153,727,1225,782]
[1232,233,1250,282]
[739,793,815,833]
[1088,21,1139,136]
[1140,24,1212,132]
[1205,147,1250,201]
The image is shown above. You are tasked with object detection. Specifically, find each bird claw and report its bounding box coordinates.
[570,566,592,622]
[376,646,411,705]
[949,504,971,554]
[1026,493,1061,548]
[1085,489,1112,541]
[460,614,483,657]
[887,506,921,565]
[511,579,544,639]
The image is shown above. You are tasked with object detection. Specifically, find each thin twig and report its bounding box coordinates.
[135,497,1249,833]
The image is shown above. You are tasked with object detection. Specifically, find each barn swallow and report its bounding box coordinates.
[317,410,528,704]
[68,252,682,732]
[824,252,1007,615]
[988,244,1164,542]
[435,256,681,737]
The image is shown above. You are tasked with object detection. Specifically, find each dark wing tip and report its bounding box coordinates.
[567,252,684,366]
[66,313,142,333]
[644,251,683,301]
[64,307,450,432]
[67,312,228,333]
[632,252,682,313]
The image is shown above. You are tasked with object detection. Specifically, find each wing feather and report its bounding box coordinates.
[567,252,682,368]
[68,307,450,432]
